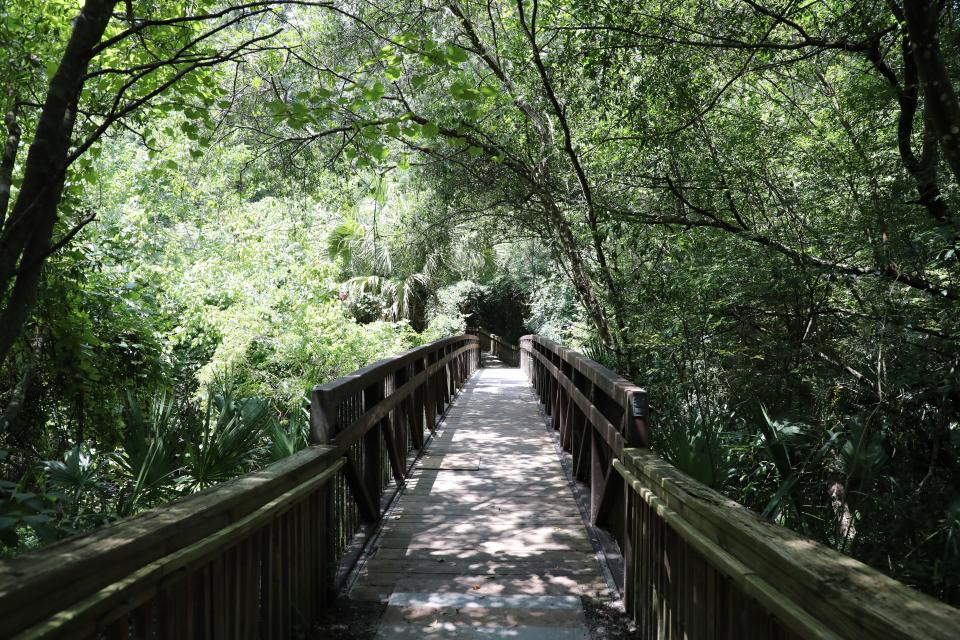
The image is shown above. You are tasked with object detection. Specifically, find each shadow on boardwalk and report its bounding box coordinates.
[310,359,635,639]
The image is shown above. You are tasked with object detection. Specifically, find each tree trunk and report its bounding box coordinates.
[0,1,117,367]
[903,0,960,185]
[542,197,614,347]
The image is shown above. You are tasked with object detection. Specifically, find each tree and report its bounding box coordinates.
[0,0,337,375]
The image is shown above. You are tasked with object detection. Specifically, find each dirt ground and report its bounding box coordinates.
[312,598,385,639]
[583,596,639,639]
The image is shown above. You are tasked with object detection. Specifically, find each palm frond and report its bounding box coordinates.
[184,382,273,491]
[326,218,365,262]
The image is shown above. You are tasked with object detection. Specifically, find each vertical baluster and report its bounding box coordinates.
[211,555,226,640]
[413,358,426,446]
[362,381,384,515]
[425,354,437,429]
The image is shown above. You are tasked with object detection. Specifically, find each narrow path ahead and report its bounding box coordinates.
[350,360,608,639]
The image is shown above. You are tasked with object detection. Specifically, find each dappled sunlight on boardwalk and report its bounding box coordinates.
[349,362,601,638]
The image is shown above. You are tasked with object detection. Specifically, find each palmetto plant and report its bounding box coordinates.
[44,446,102,505]
[329,214,437,326]
[654,391,737,490]
[756,406,842,537]
[42,446,105,529]
[267,408,309,463]
[184,383,273,491]
[29,380,307,545]
[112,392,184,517]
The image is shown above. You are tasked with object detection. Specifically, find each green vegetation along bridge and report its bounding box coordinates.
[1,332,959,638]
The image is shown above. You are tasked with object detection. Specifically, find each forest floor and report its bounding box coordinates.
[583,597,639,639]
[312,599,385,639]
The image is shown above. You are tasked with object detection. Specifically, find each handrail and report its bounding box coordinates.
[0,333,480,638]
[467,327,519,366]
[520,334,960,640]
[311,334,479,533]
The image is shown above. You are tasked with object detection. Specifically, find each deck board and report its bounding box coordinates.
[348,360,605,638]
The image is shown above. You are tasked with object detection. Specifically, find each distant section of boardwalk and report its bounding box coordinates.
[350,359,607,639]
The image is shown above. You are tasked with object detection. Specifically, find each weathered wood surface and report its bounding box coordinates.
[0,334,480,639]
[467,327,520,366]
[0,445,343,637]
[351,360,602,638]
[521,333,960,640]
[5,328,960,639]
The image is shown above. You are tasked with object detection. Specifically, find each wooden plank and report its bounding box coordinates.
[326,343,477,454]
[352,575,608,603]
[618,450,960,639]
[313,335,478,403]
[353,365,608,639]
[13,458,345,639]
[614,458,844,640]
[360,559,600,576]
[520,335,645,408]
[523,346,626,457]
[417,454,481,470]
[0,445,342,637]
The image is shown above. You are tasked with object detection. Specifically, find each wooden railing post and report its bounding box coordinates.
[361,381,384,516]
[444,345,454,405]
[310,386,341,603]
[413,356,426,443]
[436,347,445,411]
[425,352,437,430]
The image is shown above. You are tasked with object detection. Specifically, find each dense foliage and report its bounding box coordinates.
[1,0,959,607]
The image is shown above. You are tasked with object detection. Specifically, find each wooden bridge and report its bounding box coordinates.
[1,331,959,638]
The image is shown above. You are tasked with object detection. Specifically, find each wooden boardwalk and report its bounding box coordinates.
[350,359,608,638]
[7,335,960,639]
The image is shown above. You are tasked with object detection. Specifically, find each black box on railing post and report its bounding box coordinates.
[310,387,337,445]
[622,389,650,449]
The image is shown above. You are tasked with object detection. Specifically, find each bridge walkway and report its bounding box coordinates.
[350,358,609,639]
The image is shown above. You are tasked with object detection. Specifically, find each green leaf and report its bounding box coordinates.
[422,122,439,138]
[446,45,468,63]
[365,82,385,101]
[291,101,309,119]
[22,514,52,527]
[368,143,390,161]
[385,66,402,82]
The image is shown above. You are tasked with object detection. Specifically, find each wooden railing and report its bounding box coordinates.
[467,326,519,366]
[520,334,960,640]
[0,334,479,639]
